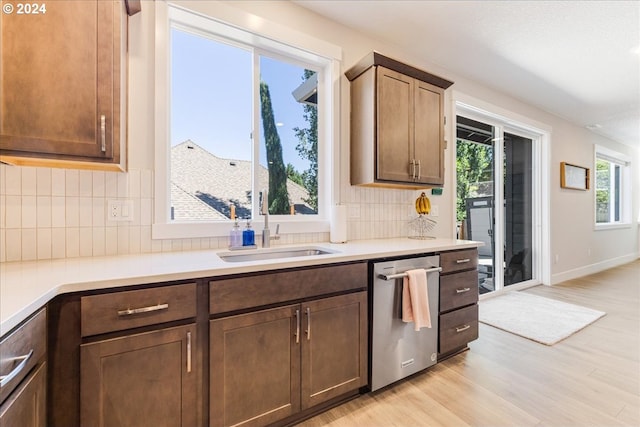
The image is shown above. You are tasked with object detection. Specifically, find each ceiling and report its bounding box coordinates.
[294,0,640,148]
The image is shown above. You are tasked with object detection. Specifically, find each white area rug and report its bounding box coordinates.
[479,292,606,345]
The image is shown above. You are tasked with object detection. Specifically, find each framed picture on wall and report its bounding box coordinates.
[560,162,590,190]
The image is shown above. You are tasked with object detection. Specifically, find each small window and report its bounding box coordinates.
[594,145,631,228]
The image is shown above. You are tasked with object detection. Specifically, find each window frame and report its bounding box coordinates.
[594,144,632,230]
[153,1,341,240]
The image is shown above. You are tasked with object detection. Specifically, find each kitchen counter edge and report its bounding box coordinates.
[0,238,481,335]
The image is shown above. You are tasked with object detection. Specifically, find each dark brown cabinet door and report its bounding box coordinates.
[413,80,445,185]
[0,363,47,427]
[375,67,445,186]
[376,67,414,183]
[81,324,198,427]
[301,292,368,410]
[0,0,122,168]
[210,305,301,427]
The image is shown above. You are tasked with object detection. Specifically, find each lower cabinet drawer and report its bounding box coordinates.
[0,308,46,404]
[0,362,47,427]
[440,248,478,274]
[439,269,479,312]
[439,304,478,355]
[81,283,197,337]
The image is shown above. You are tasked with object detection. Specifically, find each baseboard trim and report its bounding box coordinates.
[551,253,639,285]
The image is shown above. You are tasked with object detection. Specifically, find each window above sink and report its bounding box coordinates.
[152,1,342,240]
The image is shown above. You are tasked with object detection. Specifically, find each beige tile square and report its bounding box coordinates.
[140,170,153,198]
[21,195,37,228]
[5,166,21,196]
[140,198,152,226]
[105,227,118,255]
[0,165,5,196]
[36,168,51,196]
[51,168,65,196]
[65,170,79,197]
[117,173,128,198]
[51,197,66,228]
[65,227,80,258]
[140,226,152,253]
[93,198,105,226]
[79,228,93,257]
[21,228,37,261]
[37,228,52,260]
[65,197,80,227]
[21,167,37,196]
[92,171,106,197]
[129,226,141,254]
[79,197,92,227]
[5,195,21,229]
[105,172,118,198]
[92,227,106,257]
[0,229,6,262]
[0,194,5,229]
[36,196,52,231]
[51,228,66,259]
[79,171,93,197]
[117,226,129,255]
[5,229,21,261]
[128,169,141,198]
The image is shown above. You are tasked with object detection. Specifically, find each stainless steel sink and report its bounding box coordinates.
[217,246,339,263]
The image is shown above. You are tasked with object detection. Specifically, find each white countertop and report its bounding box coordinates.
[0,238,480,336]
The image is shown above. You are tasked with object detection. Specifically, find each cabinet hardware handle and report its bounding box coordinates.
[455,325,471,333]
[456,258,471,264]
[295,309,300,344]
[117,303,169,316]
[305,307,311,341]
[378,266,442,281]
[0,350,34,388]
[100,115,106,153]
[186,332,192,373]
[409,159,415,180]
[456,287,471,293]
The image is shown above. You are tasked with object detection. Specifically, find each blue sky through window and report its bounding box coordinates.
[170,28,311,172]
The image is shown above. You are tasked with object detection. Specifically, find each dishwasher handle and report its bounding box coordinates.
[378,267,442,281]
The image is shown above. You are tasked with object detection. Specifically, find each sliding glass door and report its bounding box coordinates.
[456,114,538,294]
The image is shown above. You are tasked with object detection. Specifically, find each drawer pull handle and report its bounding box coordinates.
[0,349,34,388]
[100,115,106,153]
[295,309,300,344]
[305,307,311,341]
[186,332,192,373]
[456,325,471,333]
[456,258,471,264]
[456,287,471,294]
[117,303,169,317]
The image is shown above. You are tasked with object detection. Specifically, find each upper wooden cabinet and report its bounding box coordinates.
[346,52,453,188]
[0,0,127,171]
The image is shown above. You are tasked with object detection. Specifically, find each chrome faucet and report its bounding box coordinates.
[260,189,280,248]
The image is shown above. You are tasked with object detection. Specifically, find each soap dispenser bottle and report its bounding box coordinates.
[229,219,242,248]
[242,219,255,246]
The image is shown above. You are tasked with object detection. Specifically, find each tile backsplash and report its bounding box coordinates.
[0,165,428,263]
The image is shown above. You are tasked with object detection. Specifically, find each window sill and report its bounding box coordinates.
[153,219,330,240]
[594,223,632,231]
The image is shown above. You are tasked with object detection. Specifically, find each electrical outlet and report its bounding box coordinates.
[430,205,439,217]
[107,200,134,222]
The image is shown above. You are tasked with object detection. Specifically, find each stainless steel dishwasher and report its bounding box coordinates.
[371,255,440,391]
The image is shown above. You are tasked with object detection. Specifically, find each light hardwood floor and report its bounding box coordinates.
[299,260,640,427]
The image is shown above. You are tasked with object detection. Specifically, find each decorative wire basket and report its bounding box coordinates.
[408,215,437,239]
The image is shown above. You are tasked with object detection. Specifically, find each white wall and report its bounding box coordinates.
[1,0,638,284]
